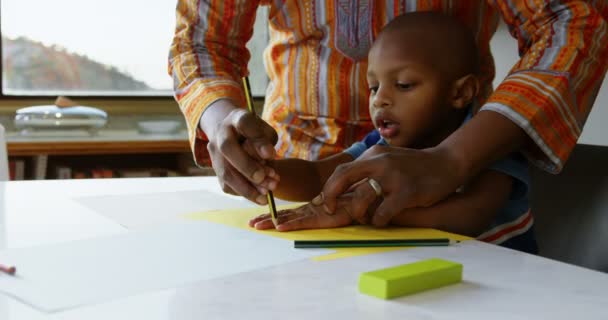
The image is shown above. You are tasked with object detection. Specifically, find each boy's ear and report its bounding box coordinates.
[450,74,479,109]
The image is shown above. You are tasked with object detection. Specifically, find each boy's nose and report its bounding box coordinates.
[373,88,392,108]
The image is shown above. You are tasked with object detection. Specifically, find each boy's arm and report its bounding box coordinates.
[390,170,513,237]
[269,153,354,202]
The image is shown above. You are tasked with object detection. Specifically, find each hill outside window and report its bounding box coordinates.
[0,1,269,98]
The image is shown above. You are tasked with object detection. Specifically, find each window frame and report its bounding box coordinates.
[0,9,174,102]
[0,4,268,110]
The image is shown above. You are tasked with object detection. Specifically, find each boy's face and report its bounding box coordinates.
[366,36,455,148]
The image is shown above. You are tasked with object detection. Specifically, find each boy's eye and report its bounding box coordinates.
[369,86,378,94]
[397,83,414,90]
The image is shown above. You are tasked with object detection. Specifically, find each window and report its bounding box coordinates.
[1,1,269,97]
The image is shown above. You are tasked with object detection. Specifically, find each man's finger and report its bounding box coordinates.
[233,111,277,160]
[222,164,267,205]
[348,182,380,224]
[223,185,238,196]
[209,143,262,201]
[240,141,279,191]
[320,159,376,213]
[345,178,369,193]
[218,123,267,185]
[371,195,404,227]
[241,139,261,161]
[333,195,363,225]
[261,119,279,145]
[207,146,239,196]
[257,169,279,191]
[251,122,278,160]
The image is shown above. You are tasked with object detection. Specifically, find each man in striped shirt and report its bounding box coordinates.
[169,1,607,241]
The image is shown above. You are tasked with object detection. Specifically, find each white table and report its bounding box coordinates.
[0,177,606,319]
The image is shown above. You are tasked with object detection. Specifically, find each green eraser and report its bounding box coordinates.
[358,258,462,299]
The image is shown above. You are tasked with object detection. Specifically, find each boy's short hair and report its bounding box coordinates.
[376,12,480,78]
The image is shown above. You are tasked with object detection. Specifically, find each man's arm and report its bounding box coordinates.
[168,0,263,165]
[169,1,283,205]
[316,2,608,222]
[483,1,608,173]
[390,170,513,237]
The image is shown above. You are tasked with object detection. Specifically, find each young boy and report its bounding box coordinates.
[249,12,536,254]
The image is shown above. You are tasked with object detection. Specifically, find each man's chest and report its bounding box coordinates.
[263,0,493,60]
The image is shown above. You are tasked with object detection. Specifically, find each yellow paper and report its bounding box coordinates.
[184,204,471,261]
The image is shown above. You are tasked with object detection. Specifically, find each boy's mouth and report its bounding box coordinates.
[375,118,400,139]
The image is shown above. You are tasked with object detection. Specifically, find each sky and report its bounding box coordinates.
[1,0,178,90]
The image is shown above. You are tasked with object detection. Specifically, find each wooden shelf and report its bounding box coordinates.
[8,140,190,156]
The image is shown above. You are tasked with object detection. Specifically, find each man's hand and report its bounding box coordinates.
[201,100,279,205]
[315,145,466,227]
[314,111,528,227]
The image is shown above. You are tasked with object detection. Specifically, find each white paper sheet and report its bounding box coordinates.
[73,190,293,230]
[72,190,252,229]
[0,221,330,313]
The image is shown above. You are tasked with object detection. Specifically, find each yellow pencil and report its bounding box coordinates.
[242,77,279,227]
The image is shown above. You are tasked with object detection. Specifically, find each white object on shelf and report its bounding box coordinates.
[137,120,181,134]
[14,105,108,131]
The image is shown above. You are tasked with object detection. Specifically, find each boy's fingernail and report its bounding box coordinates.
[323,204,333,215]
[252,170,265,183]
[256,195,267,205]
[311,193,324,206]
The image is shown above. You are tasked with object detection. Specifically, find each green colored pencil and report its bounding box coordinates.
[294,238,458,248]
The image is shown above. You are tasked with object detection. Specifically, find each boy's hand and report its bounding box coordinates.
[248,193,368,231]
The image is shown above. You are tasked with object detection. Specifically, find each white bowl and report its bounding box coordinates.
[137,120,181,134]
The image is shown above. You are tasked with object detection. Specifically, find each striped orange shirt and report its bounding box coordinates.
[169,0,608,173]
